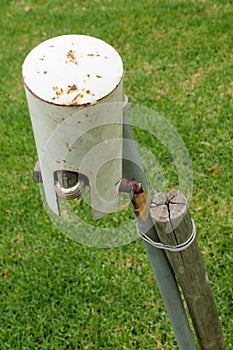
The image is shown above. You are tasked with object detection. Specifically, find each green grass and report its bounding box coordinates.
[0,0,232,349]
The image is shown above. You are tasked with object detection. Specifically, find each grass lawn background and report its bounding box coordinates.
[0,0,232,349]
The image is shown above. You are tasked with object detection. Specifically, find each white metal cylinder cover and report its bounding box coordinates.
[22,35,124,219]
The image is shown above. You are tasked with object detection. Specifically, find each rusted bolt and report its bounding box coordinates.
[118,179,142,195]
[118,178,149,223]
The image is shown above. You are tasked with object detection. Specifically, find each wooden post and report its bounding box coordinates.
[150,189,225,350]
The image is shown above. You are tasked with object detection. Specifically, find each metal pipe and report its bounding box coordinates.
[23,34,124,218]
[123,105,197,350]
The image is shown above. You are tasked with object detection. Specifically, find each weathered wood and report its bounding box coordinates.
[150,189,225,350]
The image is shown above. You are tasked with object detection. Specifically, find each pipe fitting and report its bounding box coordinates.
[55,178,86,200]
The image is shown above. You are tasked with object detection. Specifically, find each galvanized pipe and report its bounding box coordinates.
[123,107,197,350]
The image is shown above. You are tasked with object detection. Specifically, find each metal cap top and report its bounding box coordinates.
[22,35,123,106]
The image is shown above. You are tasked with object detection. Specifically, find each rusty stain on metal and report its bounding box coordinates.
[23,35,123,106]
[53,86,64,99]
[119,179,142,195]
[133,188,150,223]
[67,84,79,94]
[87,53,101,57]
[131,188,145,210]
[52,84,96,103]
[68,87,94,104]
[71,93,82,104]
[119,179,149,223]
[66,49,78,65]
